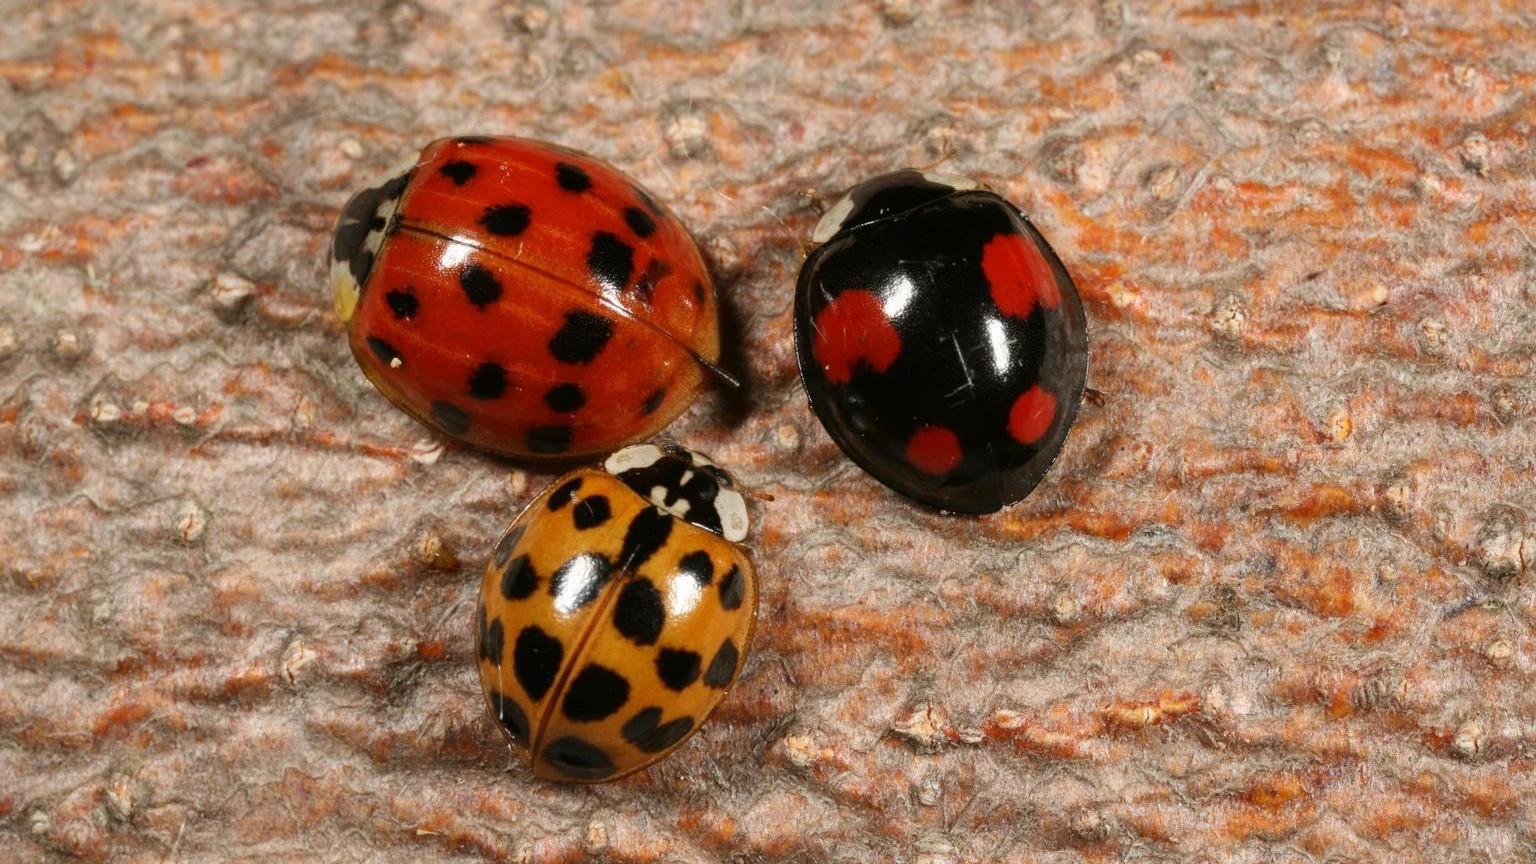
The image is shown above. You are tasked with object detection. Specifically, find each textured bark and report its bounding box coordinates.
[3,1,1536,862]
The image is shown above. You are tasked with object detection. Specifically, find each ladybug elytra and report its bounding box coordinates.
[330,136,721,459]
[794,170,1089,514]
[476,443,756,781]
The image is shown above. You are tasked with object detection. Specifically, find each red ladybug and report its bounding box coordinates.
[794,170,1089,514]
[330,137,722,459]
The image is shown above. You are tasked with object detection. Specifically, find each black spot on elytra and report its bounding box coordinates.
[703,638,738,688]
[477,604,504,665]
[366,336,399,366]
[493,524,525,568]
[655,649,701,691]
[431,401,470,436]
[562,663,629,722]
[456,136,496,145]
[548,553,611,613]
[513,625,562,702]
[527,425,573,455]
[572,496,611,530]
[718,565,744,610]
[386,288,419,320]
[440,160,477,185]
[632,258,671,303]
[677,550,713,587]
[486,688,530,747]
[501,554,538,600]
[548,478,582,510]
[619,508,673,570]
[480,615,504,666]
[543,736,614,780]
[587,231,634,293]
[613,577,665,646]
[692,280,706,304]
[624,207,656,238]
[480,203,531,236]
[466,362,508,400]
[640,387,666,415]
[544,382,587,413]
[548,311,613,364]
[555,162,592,192]
[460,263,502,308]
[622,707,694,753]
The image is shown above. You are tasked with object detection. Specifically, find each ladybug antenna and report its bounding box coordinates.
[688,349,743,391]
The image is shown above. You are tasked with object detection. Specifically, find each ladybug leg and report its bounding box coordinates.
[1083,387,1107,407]
[913,135,958,172]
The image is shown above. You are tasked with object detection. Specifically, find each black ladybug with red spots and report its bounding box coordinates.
[794,170,1089,514]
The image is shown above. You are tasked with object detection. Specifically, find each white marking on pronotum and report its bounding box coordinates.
[715,489,749,542]
[918,170,978,191]
[811,192,857,244]
[604,443,664,475]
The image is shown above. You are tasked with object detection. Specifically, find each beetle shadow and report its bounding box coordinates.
[703,284,756,432]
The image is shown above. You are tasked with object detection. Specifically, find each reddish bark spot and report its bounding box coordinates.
[906,425,963,475]
[1008,385,1057,445]
[982,232,1060,318]
[811,289,902,383]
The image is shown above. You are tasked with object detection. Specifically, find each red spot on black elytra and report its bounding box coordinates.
[811,289,902,384]
[983,232,1060,318]
[1008,385,1057,445]
[905,425,963,476]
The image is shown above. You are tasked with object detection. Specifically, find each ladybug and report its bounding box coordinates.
[330,136,723,459]
[794,170,1089,514]
[475,442,756,781]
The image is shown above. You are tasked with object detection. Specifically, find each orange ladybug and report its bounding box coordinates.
[476,443,756,781]
[330,137,723,458]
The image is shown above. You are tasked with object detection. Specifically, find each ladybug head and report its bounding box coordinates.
[329,156,417,323]
[603,443,749,542]
[810,168,978,245]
